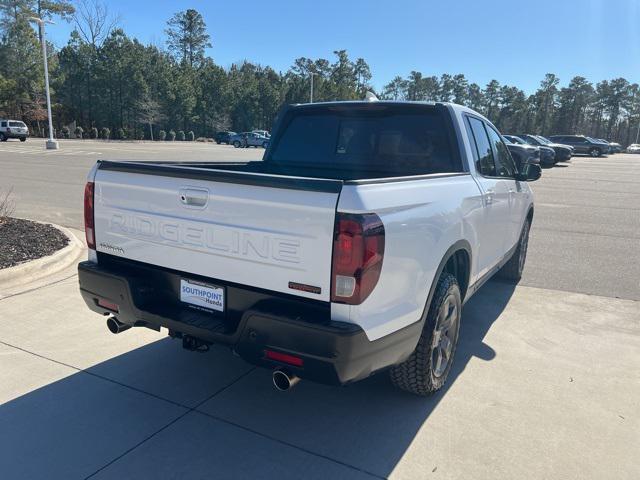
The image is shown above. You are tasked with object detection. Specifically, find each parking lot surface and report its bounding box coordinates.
[1,140,639,479]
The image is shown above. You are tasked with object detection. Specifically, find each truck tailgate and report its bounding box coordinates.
[92,162,342,302]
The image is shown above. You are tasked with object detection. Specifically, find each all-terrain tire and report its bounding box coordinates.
[390,273,462,396]
[498,219,531,282]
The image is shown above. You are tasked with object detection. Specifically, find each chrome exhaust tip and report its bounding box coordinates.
[106,317,131,334]
[272,369,300,391]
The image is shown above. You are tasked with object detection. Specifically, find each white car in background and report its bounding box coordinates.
[626,144,640,153]
[0,119,29,141]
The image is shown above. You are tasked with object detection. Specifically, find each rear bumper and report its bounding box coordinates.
[78,259,420,386]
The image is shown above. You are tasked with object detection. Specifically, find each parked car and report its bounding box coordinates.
[548,135,607,157]
[502,136,542,168]
[252,130,271,138]
[504,135,554,167]
[78,101,540,396]
[607,142,622,153]
[592,138,612,153]
[626,143,640,153]
[517,134,572,162]
[0,119,29,141]
[214,131,236,145]
[230,132,270,148]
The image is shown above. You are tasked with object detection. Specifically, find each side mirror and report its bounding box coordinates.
[516,164,541,182]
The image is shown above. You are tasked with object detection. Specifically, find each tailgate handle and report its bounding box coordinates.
[179,188,209,207]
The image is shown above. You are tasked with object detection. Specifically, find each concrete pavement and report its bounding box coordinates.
[0,261,638,479]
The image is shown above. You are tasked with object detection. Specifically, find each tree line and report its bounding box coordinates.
[1,1,639,145]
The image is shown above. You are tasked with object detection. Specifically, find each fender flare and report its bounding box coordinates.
[414,239,473,331]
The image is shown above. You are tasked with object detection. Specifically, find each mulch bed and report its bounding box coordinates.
[0,218,69,269]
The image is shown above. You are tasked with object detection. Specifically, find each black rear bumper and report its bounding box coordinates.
[78,259,420,386]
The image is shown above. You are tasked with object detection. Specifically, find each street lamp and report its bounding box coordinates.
[29,17,58,150]
[309,72,317,103]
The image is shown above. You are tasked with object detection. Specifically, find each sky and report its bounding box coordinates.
[44,0,640,94]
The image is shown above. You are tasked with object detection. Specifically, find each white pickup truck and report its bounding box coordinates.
[78,101,540,396]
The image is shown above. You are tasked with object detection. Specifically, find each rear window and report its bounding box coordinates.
[268,106,460,177]
[9,121,25,127]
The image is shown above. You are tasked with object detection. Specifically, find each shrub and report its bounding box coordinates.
[187,131,195,141]
[0,187,15,221]
[177,130,185,141]
[136,130,144,140]
[61,126,70,139]
[90,127,98,139]
[74,126,84,139]
[168,130,176,141]
[158,130,166,141]
[100,127,110,139]
[116,128,126,140]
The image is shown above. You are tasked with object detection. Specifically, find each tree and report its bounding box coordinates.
[73,0,118,48]
[165,9,211,67]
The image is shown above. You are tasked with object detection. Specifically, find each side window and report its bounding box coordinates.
[466,116,496,176]
[486,126,516,178]
[1,121,6,127]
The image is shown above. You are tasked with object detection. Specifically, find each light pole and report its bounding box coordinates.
[29,17,58,150]
[309,72,317,103]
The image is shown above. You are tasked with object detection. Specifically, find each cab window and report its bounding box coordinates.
[486,126,516,178]
[466,116,496,177]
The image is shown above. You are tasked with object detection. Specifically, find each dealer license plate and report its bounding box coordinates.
[180,279,224,313]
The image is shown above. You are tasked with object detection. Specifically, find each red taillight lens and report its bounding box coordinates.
[331,212,385,305]
[264,349,304,367]
[97,298,119,312]
[84,182,95,249]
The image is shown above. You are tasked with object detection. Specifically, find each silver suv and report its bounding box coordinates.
[0,119,29,142]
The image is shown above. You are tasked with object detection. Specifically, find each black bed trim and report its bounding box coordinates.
[97,160,344,194]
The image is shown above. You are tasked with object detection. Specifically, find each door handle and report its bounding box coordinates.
[484,189,494,205]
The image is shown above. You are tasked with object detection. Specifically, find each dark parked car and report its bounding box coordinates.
[215,131,236,145]
[504,135,555,167]
[548,135,607,157]
[517,134,573,161]
[607,142,622,153]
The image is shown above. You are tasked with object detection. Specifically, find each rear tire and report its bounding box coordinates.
[498,219,531,282]
[20,137,26,142]
[0,133,6,141]
[589,147,601,157]
[390,273,462,396]
[233,140,241,148]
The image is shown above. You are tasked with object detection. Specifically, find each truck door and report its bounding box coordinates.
[465,116,513,278]
[485,125,523,251]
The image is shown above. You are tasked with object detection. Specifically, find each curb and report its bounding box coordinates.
[0,222,85,289]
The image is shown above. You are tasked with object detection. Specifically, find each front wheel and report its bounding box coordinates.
[498,219,531,282]
[0,133,6,142]
[390,273,462,396]
[589,147,601,157]
[233,140,241,148]
[20,137,26,142]
[262,141,268,148]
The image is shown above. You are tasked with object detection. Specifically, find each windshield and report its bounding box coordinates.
[269,106,460,175]
[535,136,552,144]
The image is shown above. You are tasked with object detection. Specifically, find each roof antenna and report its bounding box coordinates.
[364,91,379,102]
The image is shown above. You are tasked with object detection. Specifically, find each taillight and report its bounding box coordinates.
[84,182,95,249]
[331,212,385,305]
